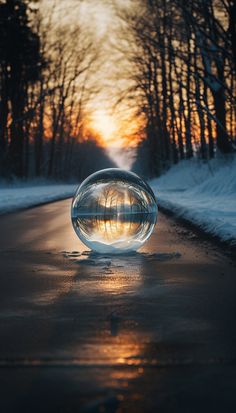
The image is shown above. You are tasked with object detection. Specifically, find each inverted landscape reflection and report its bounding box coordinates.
[71,169,158,253]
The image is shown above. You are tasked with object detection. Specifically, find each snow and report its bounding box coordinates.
[0,181,77,214]
[150,155,236,245]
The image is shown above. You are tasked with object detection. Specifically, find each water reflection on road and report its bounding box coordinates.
[57,249,182,373]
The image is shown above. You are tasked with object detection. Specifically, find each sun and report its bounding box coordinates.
[89,108,142,152]
[90,110,118,145]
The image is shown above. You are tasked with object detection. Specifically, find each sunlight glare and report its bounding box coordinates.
[91,110,118,143]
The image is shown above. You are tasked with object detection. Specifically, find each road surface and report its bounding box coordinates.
[0,199,235,412]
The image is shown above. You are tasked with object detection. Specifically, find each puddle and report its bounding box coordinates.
[63,250,181,264]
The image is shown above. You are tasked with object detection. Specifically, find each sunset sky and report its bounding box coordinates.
[41,0,137,167]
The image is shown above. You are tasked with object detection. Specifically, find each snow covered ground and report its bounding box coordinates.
[0,181,77,214]
[150,155,236,245]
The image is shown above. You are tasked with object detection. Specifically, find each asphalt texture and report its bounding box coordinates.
[0,199,236,413]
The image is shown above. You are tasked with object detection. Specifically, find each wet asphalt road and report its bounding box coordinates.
[0,199,236,412]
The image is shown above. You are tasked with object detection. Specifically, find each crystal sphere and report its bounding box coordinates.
[71,168,158,254]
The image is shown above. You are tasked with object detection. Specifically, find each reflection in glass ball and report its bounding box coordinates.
[71,168,158,254]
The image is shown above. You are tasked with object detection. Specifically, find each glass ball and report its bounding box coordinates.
[71,168,158,254]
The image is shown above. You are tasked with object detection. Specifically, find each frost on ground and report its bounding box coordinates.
[150,155,236,245]
[0,180,77,214]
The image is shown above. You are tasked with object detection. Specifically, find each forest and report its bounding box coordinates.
[119,0,236,177]
[0,0,115,181]
[0,0,235,181]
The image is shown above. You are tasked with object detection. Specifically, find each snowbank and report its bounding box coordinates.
[151,156,236,245]
[0,181,77,214]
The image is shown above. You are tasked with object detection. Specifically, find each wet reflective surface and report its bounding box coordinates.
[0,199,236,412]
[71,169,157,253]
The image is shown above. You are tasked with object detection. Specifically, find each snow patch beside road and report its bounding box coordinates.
[0,182,77,214]
[151,156,236,245]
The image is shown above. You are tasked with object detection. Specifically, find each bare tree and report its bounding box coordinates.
[114,0,235,177]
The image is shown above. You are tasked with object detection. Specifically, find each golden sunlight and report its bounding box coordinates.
[90,110,119,145]
[89,109,143,152]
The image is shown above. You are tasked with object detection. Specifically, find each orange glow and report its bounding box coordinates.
[89,109,144,149]
[90,110,119,145]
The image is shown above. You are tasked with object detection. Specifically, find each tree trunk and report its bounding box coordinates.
[185,35,193,158]
[0,69,9,175]
[228,0,236,71]
[213,88,232,153]
[203,83,214,158]
[35,83,44,177]
[8,94,25,177]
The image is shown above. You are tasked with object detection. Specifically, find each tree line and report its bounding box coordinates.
[117,0,236,177]
[0,0,114,180]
